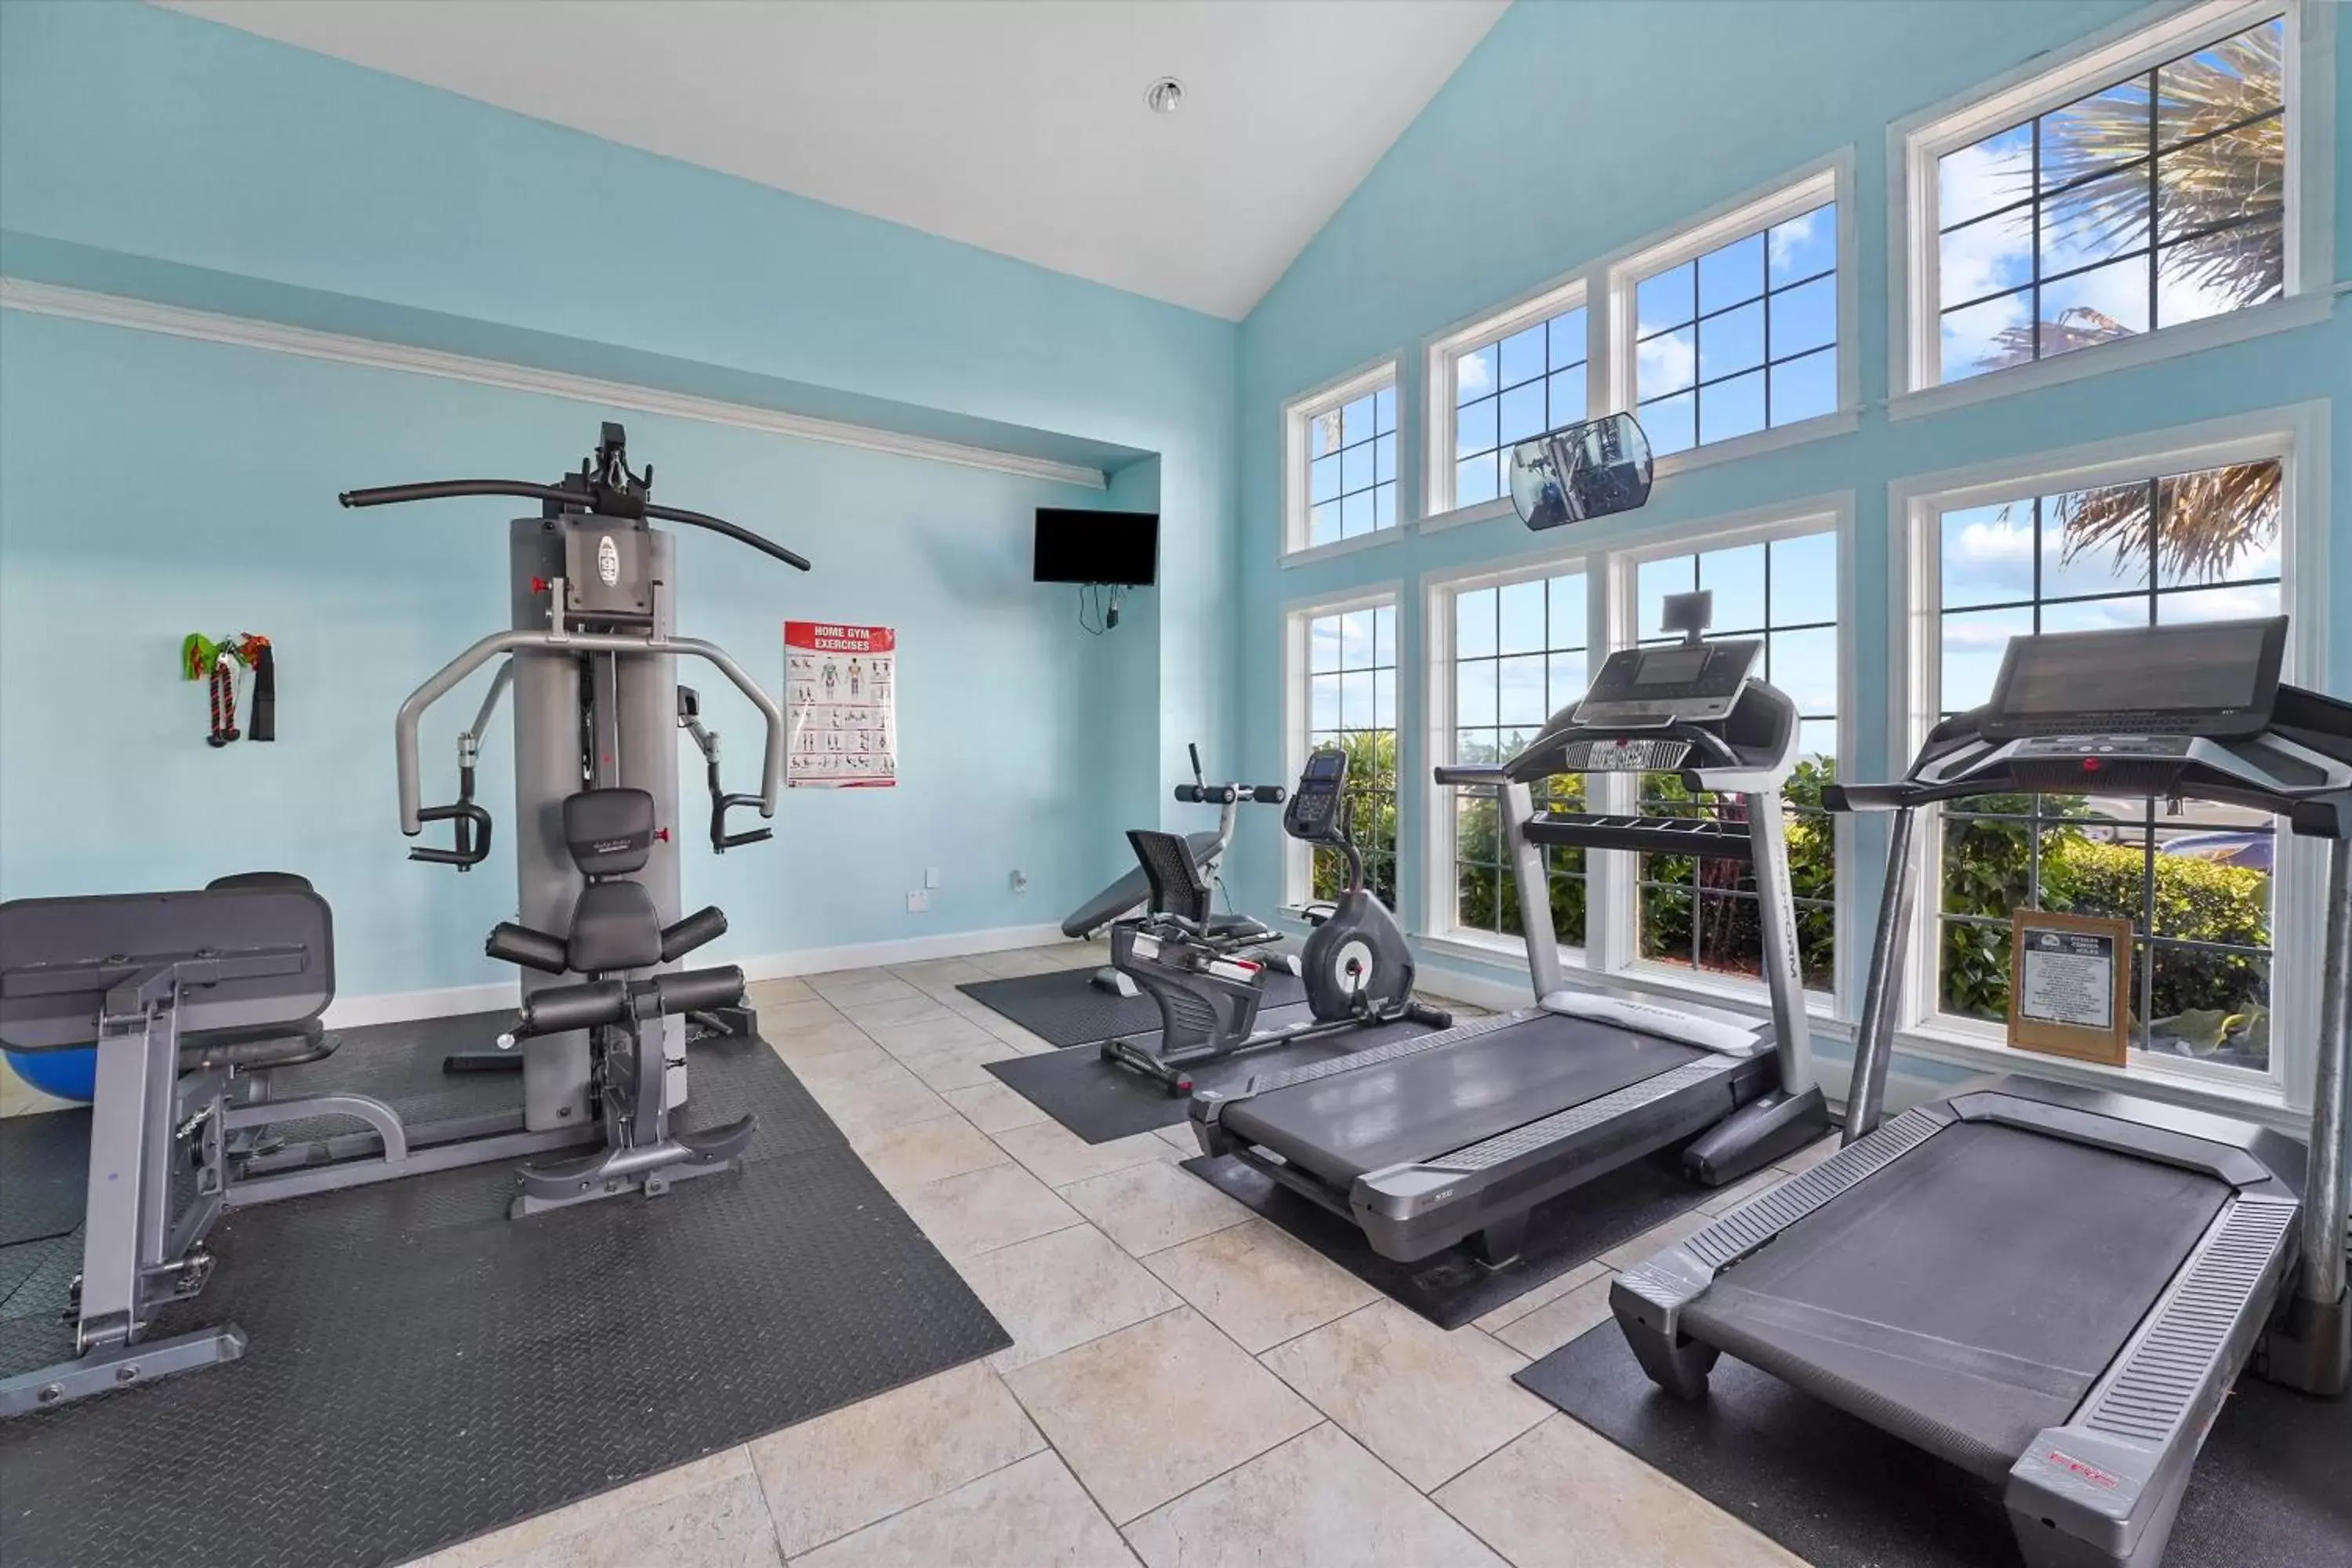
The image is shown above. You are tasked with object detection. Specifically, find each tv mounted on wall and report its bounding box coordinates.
[1033,508,1159,586]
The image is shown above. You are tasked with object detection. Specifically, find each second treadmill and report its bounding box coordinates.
[1190,593,1830,1264]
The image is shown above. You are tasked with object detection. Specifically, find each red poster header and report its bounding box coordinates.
[786,622,895,655]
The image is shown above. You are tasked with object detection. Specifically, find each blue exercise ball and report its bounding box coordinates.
[4,1046,96,1103]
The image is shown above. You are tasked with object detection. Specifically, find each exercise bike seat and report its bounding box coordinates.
[1063,829,1225,938]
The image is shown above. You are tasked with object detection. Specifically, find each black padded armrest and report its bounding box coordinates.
[487,921,569,974]
[648,966,743,1016]
[660,906,728,962]
[510,979,628,1038]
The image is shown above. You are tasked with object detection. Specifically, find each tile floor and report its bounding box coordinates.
[397,942,1813,1568]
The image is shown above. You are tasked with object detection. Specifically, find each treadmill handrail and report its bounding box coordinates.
[396,628,785,834]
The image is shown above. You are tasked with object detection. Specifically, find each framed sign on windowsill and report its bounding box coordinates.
[2009,909,2132,1067]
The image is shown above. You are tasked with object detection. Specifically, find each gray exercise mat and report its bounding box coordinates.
[958,965,1308,1048]
[1515,1318,2352,1568]
[0,1016,1007,1568]
[983,1004,1436,1143]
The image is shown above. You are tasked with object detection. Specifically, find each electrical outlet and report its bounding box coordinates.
[924,866,942,889]
[1009,869,1029,893]
[906,890,929,914]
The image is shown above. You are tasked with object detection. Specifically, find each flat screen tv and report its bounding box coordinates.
[1034,508,1158,586]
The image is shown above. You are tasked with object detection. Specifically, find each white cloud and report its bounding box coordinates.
[1953,518,2032,564]
[1636,332,1694,396]
[1767,209,1820,272]
[1457,351,1493,396]
[1942,617,2028,649]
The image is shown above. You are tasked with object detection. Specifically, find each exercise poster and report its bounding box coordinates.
[786,622,897,788]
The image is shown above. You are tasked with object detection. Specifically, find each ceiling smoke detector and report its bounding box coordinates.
[1144,77,1185,114]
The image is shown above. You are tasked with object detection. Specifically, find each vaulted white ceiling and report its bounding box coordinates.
[165,0,1507,321]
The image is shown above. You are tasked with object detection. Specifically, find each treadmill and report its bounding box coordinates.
[1190,591,1828,1265]
[1612,616,2350,1568]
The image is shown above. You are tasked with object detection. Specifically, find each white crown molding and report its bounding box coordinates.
[0,276,1109,491]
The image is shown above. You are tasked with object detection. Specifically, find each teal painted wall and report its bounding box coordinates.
[1229,0,2352,1023]
[0,1,1239,998]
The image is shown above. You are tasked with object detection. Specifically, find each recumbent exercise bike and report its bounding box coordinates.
[1099,746,1450,1094]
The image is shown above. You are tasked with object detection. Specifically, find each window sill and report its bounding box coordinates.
[1889,292,2336,424]
[1650,406,1861,479]
[1414,495,1517,538]
[1279,527,1406,571]
[1617,959,1846,1033]
[1417,927,1584,973]
[1891,1018,2302,1134]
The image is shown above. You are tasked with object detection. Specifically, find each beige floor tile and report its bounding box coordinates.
[1697,1165,1791,1216]
[1004,1308,1320,1524]
[1598,1207,1717,1271]
[759,996,851,1039]
[1058,1159,1252,1258]
[956,1224,1180,1370]
[423,1450,767,1568]
[891,956,993,993]
[905,1040,1030,1094]
[742,975,815,1008]
[941,1080,1051,1135]
[970,946,1068,978]
[1472,1259,1610,1334]
[802,1060,953,1138]
[1142,1220,1378,1354]
[991,1120,1172,1190]
[775,1040,895,1087]
[1435,1414,1804,1566]
[1123,1423,1504,1568]
[748,1361,1044,1556]
[807,971,924,1008]
[898,1160,1083,1259]
[848,1114,1009,1192]
[974,1018,1056,1054]
[790,1450,1136,1568]
[0,1071,72,1119]
[1775,1131,1842,1174]
[1152,1121,1201,1154]
[841,993,953,1031]
[1491,1272,1621,1359]
[1260,1300,1548,1490]
[866,1011,997,1058]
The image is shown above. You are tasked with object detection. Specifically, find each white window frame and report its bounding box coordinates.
[1421,543,1603,968]
[1883,401,2332,1126]
[1280,357,1402,566]
[1889,0,2338,420]
[1283,583,1403,908]
[1602,151,1862,478]
[1421,276,1598,531]
[1421,494,1860,1022]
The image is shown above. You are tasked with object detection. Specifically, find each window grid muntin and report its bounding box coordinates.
[1634,203,1839,454]
[1632,535,1840,990]
[1449,572,1592,943]
[1933,14,2288,384]
[1305,383,1400,549]
[1305,604,1399,908]
[1450,307,1590,511]
[1930,461,2281,1069]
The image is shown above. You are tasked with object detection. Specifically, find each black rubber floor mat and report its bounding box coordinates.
[983,1006,1438,1143]
[0,1021,1008,1568]
[1181,1145,1721,1330]
[958,965,1308,1048]
[1515,1320,2352,1568]
[0,1106,90,1247]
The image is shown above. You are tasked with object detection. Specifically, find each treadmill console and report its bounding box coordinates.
[1983,617,2287,741]
[1283,746,1349,844]
[1573,639,1762,730]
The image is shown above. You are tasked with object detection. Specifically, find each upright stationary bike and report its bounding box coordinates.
[1101,746,1450,1094]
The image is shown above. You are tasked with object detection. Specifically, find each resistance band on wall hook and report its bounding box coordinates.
[180,633,276,747]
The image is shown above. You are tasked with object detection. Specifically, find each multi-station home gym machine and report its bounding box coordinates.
[346,423,808,1209]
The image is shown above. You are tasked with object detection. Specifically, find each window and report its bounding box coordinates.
[1896,1,2333,405]
[1935,14,2285,384]
[1302,602,1399,906]
[1631,205,1839,457]
[1446,303,1588,513]
[1287,365,1399,554]
[1630,532,1842,991]
[1932,457,2281,1070]
[1447,572,1591,945]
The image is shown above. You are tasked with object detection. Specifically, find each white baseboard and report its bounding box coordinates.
[319,922,1076,1028]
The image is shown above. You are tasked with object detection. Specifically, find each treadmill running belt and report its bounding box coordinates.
[1683,1120,2230,1479]
[1218,1016,1707,1187]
